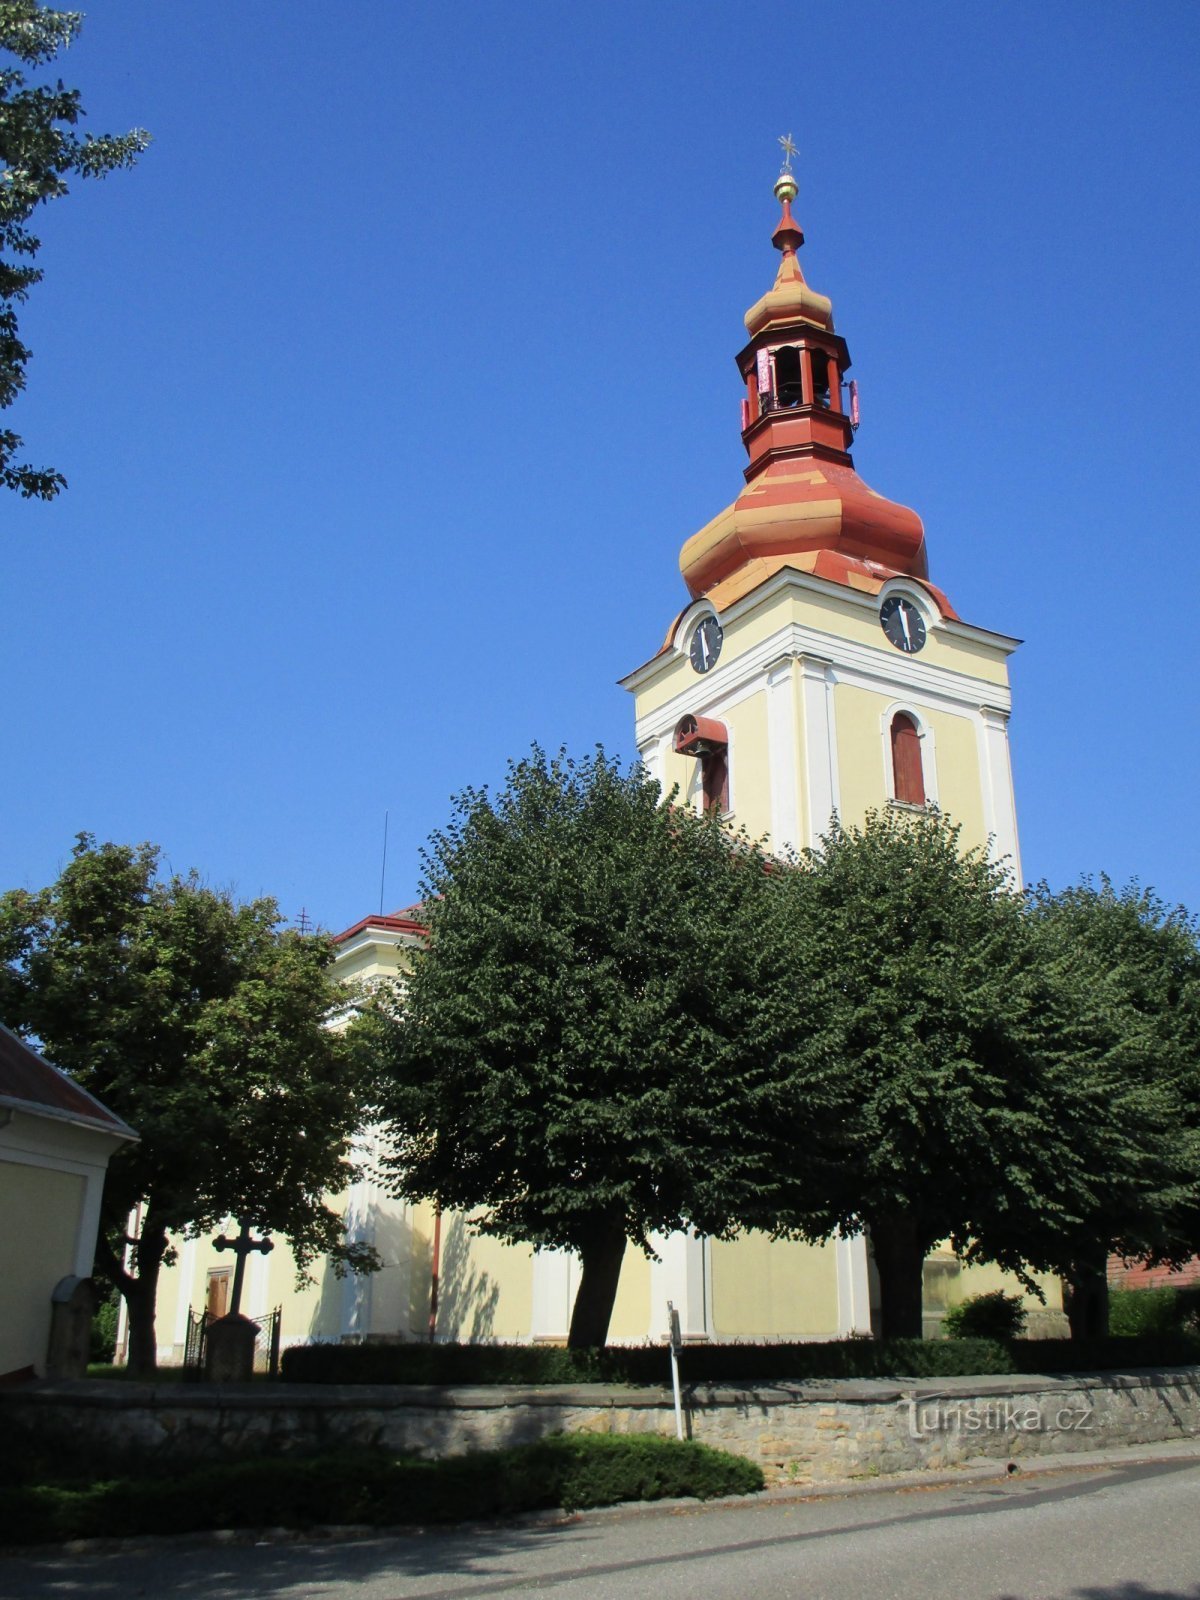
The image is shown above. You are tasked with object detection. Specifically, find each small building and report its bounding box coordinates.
[0,1023,137,1380]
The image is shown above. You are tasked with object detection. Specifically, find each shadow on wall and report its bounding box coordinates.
[436,1216,499,1343]
[306,1203,436,1342]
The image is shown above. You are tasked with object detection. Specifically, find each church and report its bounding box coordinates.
[147,156,1063,1362]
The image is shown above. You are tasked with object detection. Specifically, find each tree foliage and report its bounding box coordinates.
[995,879,1200,1337]
[752,808,1079,1339]
[370,747,790,1348]
[0,836,377,1374]
[1,2,147,497]
[369,772,1200,1348]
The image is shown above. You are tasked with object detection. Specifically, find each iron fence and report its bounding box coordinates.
[181,1304,282,1379]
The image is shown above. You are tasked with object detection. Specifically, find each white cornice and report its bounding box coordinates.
[620,566,1019,696]
[633,616,1013,745]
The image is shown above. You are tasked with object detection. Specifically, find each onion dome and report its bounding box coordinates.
[679,164,932,605]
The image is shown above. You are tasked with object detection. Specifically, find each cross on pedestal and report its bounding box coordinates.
[212,1218,274,1317]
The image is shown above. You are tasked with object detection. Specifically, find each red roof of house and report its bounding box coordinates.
[335,906,429,944]
[0,1024,136,1141]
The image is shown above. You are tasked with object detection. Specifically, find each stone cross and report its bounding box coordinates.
[212,1217,274,1317]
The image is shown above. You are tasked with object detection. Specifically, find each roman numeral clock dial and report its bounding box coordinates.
[880,596,926,655]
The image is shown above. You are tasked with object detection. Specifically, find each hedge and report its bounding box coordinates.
[280,1337,1018,1386]
[279,1334,1200,1389]
[1108,1287,1200,1339]
[0,1434,764,1547]
[1008,1333,1200,1373]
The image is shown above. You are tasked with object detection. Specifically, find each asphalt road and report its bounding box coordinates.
[5,1456,1200,1600]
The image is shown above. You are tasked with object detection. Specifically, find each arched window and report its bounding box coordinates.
[701,744,729,814]
[890,713,925,806]
[675,714,730,815]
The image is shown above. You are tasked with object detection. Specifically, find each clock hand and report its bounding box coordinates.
[899,607,912,648]
[699,629,710,668]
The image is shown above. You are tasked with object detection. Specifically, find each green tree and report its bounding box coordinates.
[0,836,377,1375]
[369,747,793,1349]
[756,809,1077,1340]
[1,3,147,497]
[1001,879,1200,1339]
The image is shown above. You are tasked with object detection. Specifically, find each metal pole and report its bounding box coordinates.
[667,1301,684,1441]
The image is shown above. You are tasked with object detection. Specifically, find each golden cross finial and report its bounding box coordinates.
[778,132,798,174]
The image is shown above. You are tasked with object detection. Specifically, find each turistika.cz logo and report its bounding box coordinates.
[905,1398,1095,1439]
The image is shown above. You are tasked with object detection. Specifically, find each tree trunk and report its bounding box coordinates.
[869,1213,928,1341]
[1063,1253,1109,1341]
[567,1228,628,1350]
[96,1208,168,1378]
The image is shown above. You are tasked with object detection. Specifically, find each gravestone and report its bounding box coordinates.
[205,1312,259,1383]
[45,1275,95,1379]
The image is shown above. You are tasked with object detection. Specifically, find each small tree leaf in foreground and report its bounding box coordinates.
[1,2,149,498]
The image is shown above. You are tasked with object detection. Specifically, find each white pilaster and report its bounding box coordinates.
[835,1230,874,1335]
[339,1154,374,1339]
[977,705,1023,886]
[638,734,667,791]
[648,1229,711,1341]
[798,655,840,846]
[766,655,801,856]
[247,1236,272,1321]
[530,1248,577,1341]
[172,1236,198,1346]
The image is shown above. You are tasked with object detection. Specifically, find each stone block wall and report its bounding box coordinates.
[4,1369,1198,1487]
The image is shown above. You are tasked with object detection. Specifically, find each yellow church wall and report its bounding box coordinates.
[922,708,989,853]
[831,681,888,829]
[832,685,990,854]
[923,1247,1067,1337]
[723,691,774,841]
[0,1160,85,1377]
[608,1246,652,1342]
[435,1218,534,1343]
[711,1232,840,1337]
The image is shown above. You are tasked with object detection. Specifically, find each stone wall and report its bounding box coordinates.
[5,1369,1199,1486]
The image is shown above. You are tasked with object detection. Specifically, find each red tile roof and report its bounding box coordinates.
[0,1024,136,1141]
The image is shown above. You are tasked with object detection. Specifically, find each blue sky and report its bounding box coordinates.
[3,2,1198,930]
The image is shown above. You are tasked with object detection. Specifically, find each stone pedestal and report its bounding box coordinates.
[204,1313,258,1383]
[45,1276,96,1380]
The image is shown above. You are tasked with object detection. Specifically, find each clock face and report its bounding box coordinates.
[880,596,927,655]
[689,615,723,674]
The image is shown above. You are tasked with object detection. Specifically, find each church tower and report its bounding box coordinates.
[619,154,1025,1342]
[621,160,1021,880]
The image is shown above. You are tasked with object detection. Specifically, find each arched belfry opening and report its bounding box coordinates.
[675,715,729,814]
[809,346,831,408]
[774,345,804,408]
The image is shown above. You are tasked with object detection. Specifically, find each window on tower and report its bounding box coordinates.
[809,347,831,408]
[890,712,926,806]
[774,345,804,407]
[700,745,729,814]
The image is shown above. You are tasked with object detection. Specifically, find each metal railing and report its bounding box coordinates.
[181,1303,282,1379]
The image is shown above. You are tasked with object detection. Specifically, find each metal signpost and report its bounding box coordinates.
[667,1300,684,1440]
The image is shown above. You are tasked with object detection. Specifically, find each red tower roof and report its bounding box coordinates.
[679,166,941,612]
